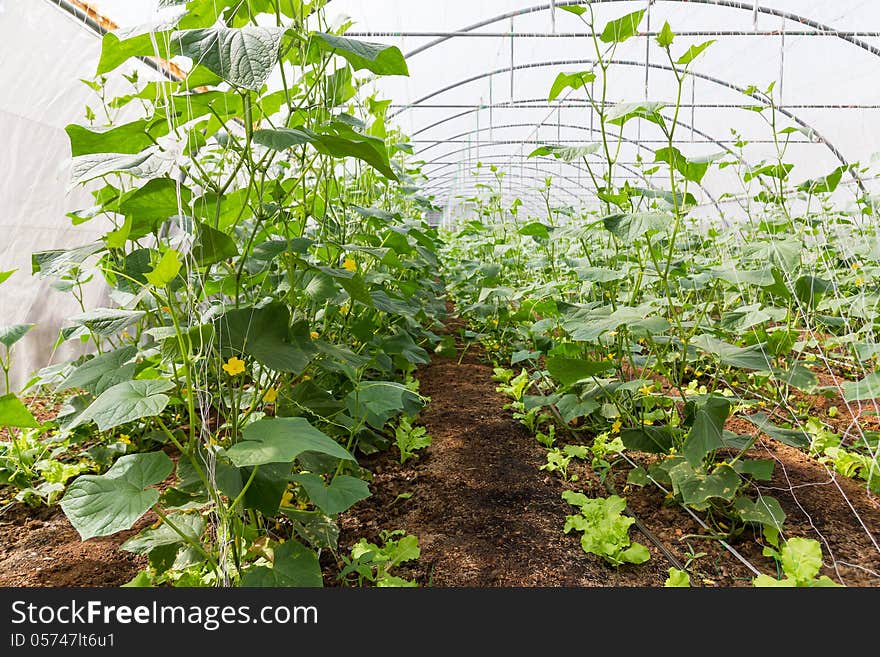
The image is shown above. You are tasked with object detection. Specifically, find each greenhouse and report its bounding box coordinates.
[0,0,878,593]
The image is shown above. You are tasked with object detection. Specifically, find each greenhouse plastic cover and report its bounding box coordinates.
[2,0,880,386]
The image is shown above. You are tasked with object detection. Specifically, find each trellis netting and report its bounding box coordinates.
[2,0,880,381]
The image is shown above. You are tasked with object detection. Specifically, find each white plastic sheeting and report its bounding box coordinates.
[3,0,880,385]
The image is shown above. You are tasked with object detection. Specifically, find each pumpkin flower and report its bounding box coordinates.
[223,356,246,376]
[639,384,653,395]
[264,387,278,404]
[611,420,622,434]
[342,257,357,272]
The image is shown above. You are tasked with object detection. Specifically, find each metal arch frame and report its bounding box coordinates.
[403,1,880,60]
[412,120,720,206]
[423,165,602,203]
[389,58,866,192]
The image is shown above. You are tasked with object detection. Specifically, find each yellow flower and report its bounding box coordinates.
[856,276,864,287]
[310,331,320,340]
[222,356,246,376]
[264,387,278,404]
[639,384,653,395]
[342,258,357,272]
[302,374,311,381]
[281,489,295,507]
[852,262,862,271]
[643,419,654,426]
[118,433,131,445]
[340,303,350,315]
[611,420,622,434]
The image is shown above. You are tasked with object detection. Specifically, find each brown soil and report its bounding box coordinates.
[336,319,676,587]
[0,503,149,587]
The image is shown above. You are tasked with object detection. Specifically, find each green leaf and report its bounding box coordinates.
[172,25,285,91]
[843,371,880,401]
[58,345,138,395]
[145,249,182,287]
[794,275,831,309]
[676,39,715,65]
[225,417,355,467]
[284,509,339,550]
[240,540,323,587]
[69,308,146,336]
[559,5,587,16]
[528,143,601,162]
[66,119,169,157]
[798,166,847,194]
[745,412,810,449]
[603,212,671,241]
[546,357,614,386]
[621,426,678,454]
[548,71,596,102]
[70,149,161,186]
[0,394,39,428]
[0,270,15,285]
[683,396,731,466]
[291,474,370,515]
[665,567,690,587]
[192,222,239,266]
[118,178,193,241]
[600,10,645,44]
[691,334,773,371]
[656,22,675,48]
[669,462,740,510]
[605,101,665,128]
[654,146,711,184]
[252,127,315,150]
[733,459,775,481]
[780,537,823,584]
[97,30,174,75]
[313,124,398,181]
[121,514,205,554]
[733,495,786,530]
[70,380,174,432]
[345,381,423,429]
[60,452,173,540]
[215,304,317,374]
[0,324,34,349]
[312,33,409,76]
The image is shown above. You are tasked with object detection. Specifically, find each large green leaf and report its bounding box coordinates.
[60,452,173,540]
[214,304,317,374]
[70,149,162,185]
[545,357,614,386]
[0,394,39,428]
[676,40,715,65]
[691,334,773,371]
[794,275,832,309]
[313,123,398,181]
[654,147,714,184]
[58,345,138,395]
[70,380,174,432]
[121,513,205,554]
[172,25,285,90]
[605,101,665,128]
[69,308,146,337]
[0,324,34,349]
[733,495,785,530]
[669,462,739,510]
[312,33,409,76]
[603,212,671,241]
[345,381,423,429]
[291,474,370,515]
[66,119,170,157]
[621,426,679,454]
[192,222,239,266]
[600,10,645,43]
[683,396,731,466]
[252,127,315,150]
[240,540,323,587]
[118,178,193,240]
[528,143,601,162]
[225,417,354,467]
[547,71,596,102]
[842,371,880,401]
[144,249,182,287]
[745,412,810,449]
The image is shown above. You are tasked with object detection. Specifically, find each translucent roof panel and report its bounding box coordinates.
[56,1,880,215]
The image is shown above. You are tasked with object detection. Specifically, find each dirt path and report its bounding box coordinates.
[337,327,672,586]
